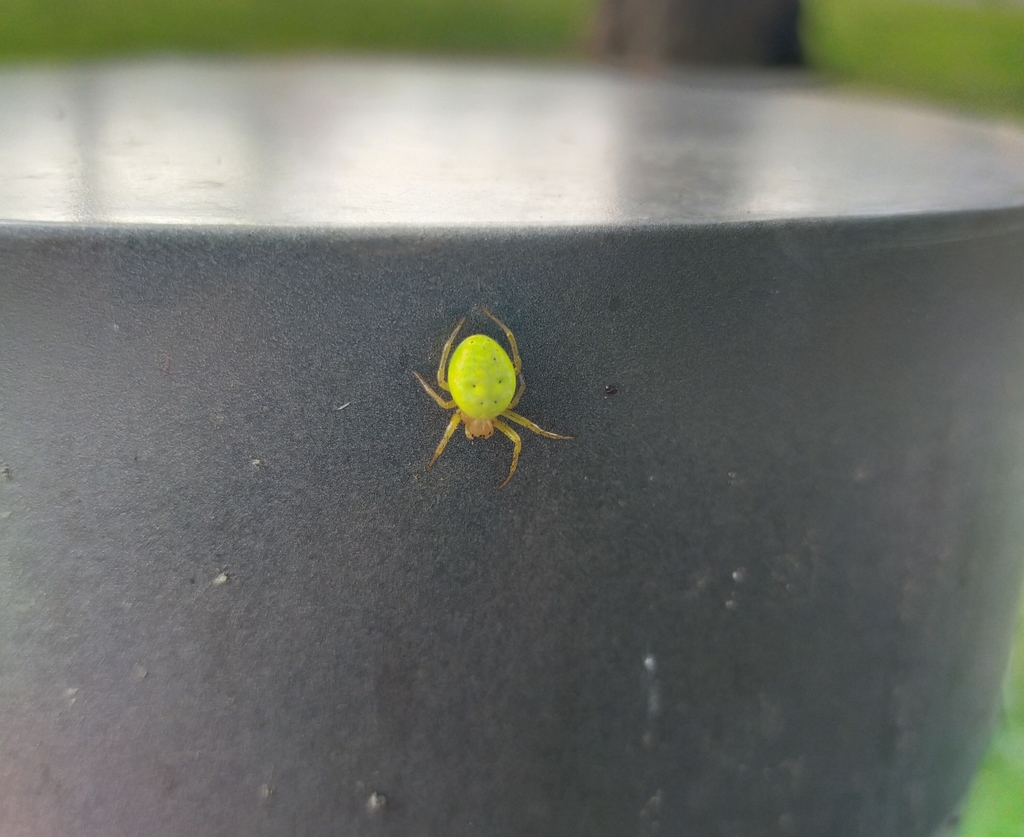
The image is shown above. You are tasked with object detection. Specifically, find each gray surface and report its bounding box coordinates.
[1,58,1024,227]
[2,59,1024,837]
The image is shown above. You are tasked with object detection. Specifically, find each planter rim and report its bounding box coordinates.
[1,56,1022,229]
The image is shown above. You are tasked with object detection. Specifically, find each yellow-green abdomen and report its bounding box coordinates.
[448,334,516,420]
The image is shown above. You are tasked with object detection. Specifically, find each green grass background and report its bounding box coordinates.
[801,0,1024,118]
[0,0,596,60]
[0,0,1022,833]
[958,606,1024,836]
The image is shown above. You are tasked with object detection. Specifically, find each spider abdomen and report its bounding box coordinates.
[448,334,516,420]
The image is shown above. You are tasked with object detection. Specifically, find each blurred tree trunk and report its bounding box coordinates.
[592,0,803,65]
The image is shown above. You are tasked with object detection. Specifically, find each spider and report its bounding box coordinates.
[414,308,571,489]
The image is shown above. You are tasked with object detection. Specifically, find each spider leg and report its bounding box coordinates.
[482,308,526,408]
[492,418,522,489]
[482,307,521,375]
[414,371,457,409]
[428,412,462,471]
[508,373,526,410]
[502,409,572,440]
[437,317,465,391]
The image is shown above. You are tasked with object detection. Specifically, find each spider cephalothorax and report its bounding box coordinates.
[413,308,570,488]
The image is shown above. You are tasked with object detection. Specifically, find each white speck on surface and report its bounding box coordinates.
[643,652,661,743]
[366,791,387,815]
[132,664,148,681]
[212,572,230,586]
[335,402,351,411]
[639,789,664,819]
[250,458,261,468]
[732,568,747,584]
[725,598,739,611]
[759,693,784,740]
[647,682,662,717]
[258,783,274,802]
[63,687,79,706]
[0,511,10,520]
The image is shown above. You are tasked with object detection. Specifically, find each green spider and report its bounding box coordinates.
[414,308,571,489]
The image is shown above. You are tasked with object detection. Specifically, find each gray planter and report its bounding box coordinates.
[2,59,1024,837]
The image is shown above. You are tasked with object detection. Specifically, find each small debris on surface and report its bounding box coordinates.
[132,665,148,681]
[366,791,387,816]
[212,572,230,587]
[64,687,79,707]
[732,568,747,584]
[604,385,618,397]
[0,511,11,520]
[250,459,261,468]
[258,783,274,802]
[335,403,351,411]
[725,598,738,612]
[2,465,11,481]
